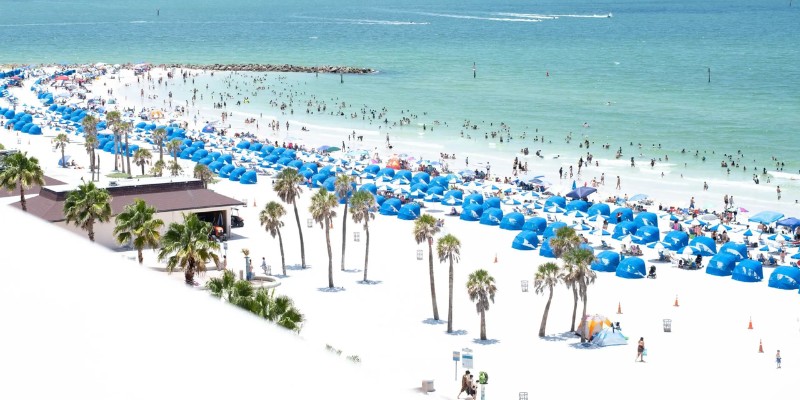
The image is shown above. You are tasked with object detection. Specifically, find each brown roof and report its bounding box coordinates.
[0,175,66,198]
[10,179,244,222]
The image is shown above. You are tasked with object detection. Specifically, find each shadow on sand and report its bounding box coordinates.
[540,331,576,342]
[422,318,446,325]
[317,287,346,293]
[568,342,599,350]
[446,329,468,336]
[343,268,363,273]
[356,280,382,285]
[286,264,307,271]
[472,338,500,345]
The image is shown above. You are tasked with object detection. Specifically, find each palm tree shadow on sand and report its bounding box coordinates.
[472,338,500,345]
[422,318,446,325]
[317,287,346,293]
[568,341,600,350]
[286,263,307,271]
[356,280,382,285]
[343,268,362,273]
[540,331,576,342]
[446,329,468,336]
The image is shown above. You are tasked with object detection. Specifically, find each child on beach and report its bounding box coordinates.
[776,350,781,369]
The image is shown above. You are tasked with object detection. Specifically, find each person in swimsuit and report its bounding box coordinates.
[636,337,645,362]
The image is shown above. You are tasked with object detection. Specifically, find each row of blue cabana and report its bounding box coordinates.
[1,108,43,134]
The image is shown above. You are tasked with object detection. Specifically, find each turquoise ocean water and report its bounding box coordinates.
[2,0,799,196]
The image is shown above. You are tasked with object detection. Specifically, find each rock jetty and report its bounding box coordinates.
[161,63,376,74]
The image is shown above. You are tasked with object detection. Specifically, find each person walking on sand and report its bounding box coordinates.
[777,186,781,200]
[776,350,781,369]
[635,337,645,362]
[616,175,621,190]
[457,370,471,398]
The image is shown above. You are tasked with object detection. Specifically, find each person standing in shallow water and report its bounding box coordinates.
[636,337,645,362]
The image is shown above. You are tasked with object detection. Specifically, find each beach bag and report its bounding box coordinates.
[643,348,648,357]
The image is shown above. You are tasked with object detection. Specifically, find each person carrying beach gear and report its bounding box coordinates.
[457,370,471,398]
[776,350,782,369]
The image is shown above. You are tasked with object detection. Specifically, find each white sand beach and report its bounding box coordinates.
[2,65,799,399]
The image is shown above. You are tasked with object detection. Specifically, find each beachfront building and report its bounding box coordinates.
[11,177,243,248]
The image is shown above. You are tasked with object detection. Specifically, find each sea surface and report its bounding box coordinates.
[2,0,799,195]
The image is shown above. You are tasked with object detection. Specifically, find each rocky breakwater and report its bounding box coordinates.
[161,63,376,74]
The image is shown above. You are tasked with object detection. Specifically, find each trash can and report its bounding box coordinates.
[416,249,424,260]
[421,379,435,392]
[521,280,529,292]
[663,319,672,332]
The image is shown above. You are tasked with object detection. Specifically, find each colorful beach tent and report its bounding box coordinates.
[587,203,610,216]
[612,221,638,239]
[499,212,525,230]
[719,242,747,260]
[522,217,547,234]
[689,236,717,256]
[480,208,503,226]
[616,257,646,279]
[544,196,566,208]
[732,259,763,283]
[460,204,483,222]
[610,207,634,223]
[511,231,539,250]
[633,212,658,227]
[592,251,621,272]
[379,198,402,216]
[662,231,689,251]
[776,217,800,231]
[578,314,611,341]
[706,253,737,277]
[564,200,590,212]
[768,266,800,290]
[632,225,659,244]
[397,203,421,220]
[592,326,628,347]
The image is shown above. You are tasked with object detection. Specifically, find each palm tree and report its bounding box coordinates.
[133,148,152,176]
[334,174,354,271]
[193,163,213,188]
[158,213,220,285]
[207,269,255,309]
[0,152,44,212]
[150,160,166,177]
[116,121,133,177]
[168,159,183,177]
[437,234,461,333]
[152,127,167,165]
[166,138,182,160]
[549,226,582,332]
[349,190,376,282]
[273,168,306,268]
[113,198,164,264]
[309,188,338,288]
[106,111,122,171]
[53,133,69,168]
[466,269,497,341]
[534,262,562,337]
[259,201,287,276]
[251,287,304,333]
[81,114,98,181]
[563,248,597,342]
[63,181,112,242]
[414,214,441,320]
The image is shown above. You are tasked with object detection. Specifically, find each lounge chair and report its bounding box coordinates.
[599,240,612,250]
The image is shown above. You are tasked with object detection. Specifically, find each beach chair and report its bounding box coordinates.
[600,240,612,250]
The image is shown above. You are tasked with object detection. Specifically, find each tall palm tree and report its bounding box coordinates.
[414,214,441,320]
[207,269,255,309]
[334,174,354,271]
[259,201,287,276]
[273,168,306,268]
[152,127,167,165]
[534,262,562,337]
[168,159,183,177]
[63,181,112,242]
[466,269,497,341]
[158,213,220,285]
[166,138,182,160]
[549,226,582,332]
[81,114,98,181]
[0,152,44,212]
[251,287,304,333]
[563,248,597,342]
[309,188,338,288]
[437,234,461,333]
[193,163,213,188]
[117,121,133,177]
[349,190,376,282]
[106,111,122,171]
[53,133,69,168]
[151,160,166,177]
[133,148,152,176]
[113,198,164,264]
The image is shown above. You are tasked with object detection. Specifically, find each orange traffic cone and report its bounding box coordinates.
[617,302,623,314]
[493,253,498,263]
[674,295,680,307]
[758,339,764,353]
[748,317,753,330]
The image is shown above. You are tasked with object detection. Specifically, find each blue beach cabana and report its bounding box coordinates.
[499,212,525,230]
[398,203,421,220]
[587,203,610,217]
[543,221,568,239]
[768,267,800,290]
[539,238,555,258]
[632,225,659,244]
[379,198,402,216]
[616,257,646,279]
[480,208,503,226]
[732,259,763,283]
[706,253,737,277]
[511,231,539,250]
[612,221,638,239]
[460,205,483,222]
[663,231,689,251]
[610,207,634,223]
[592,251,621,272]
[522,217,547,234]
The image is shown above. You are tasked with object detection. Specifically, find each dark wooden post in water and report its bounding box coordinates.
[707,67,711,83]
[340,73,343,84]
[473,62,476,79]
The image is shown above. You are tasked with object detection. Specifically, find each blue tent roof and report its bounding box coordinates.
[208,161,224,173]
[544,196,566,208]
[426,186,445,196]
[777,217,800,231]
[480,208,503,226]
[411,171,430,184]
[592,251,621,272]
[464,193,484,206]
[323,176,337,192]
[632,225,660,244]
[689,236,717,256]
[539,238,556,258]
[522,217,547,234]
[748,211,784,224]
[240,170,257,184]
[482,197,501,210]
[706,253,737,277]
[719,242,747,260]
[398,203,421,220]
[592,326,627,347]
[633,212,658,227]
[511,231,539,250]
[610,207,634,223]
[395,170,412,181]
[663,231,689,250]
[443,190,463,200]
[218,164,235,178]
[499,212,525,230]
[379,198,402,216]
[769,267,800,290]
[310,173,328,188]
[543,221,568,239]
[616,257,646,279]
[460,204,483,222]
[377,167,395,178]
[612,221,638,239]
[358,183,378,194]
[229,166,247,181]
[732,259,763,283]
[363,164,380,174]
[565,200,590,212]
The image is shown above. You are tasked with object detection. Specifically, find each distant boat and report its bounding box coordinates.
[608,13,613,18]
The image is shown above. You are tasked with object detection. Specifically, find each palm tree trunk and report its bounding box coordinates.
[326,220,333,288]
[292,201,306,268]
[447,257,454,333]
[480,309,487,340]
[580,283,589,343]
[137,249,143,264]
[125,133,132,177]
[186,260,195,285]
[159,144,164,164]
[114,135,119,171]
[60,147,66,169]
[363,220,370,282]
[87,219,95,242]
[277,230,286,276]
[428,240,439,320]
[539,286,554,337]
[18,181,26,211]
[88,149,95,181]
[95,153,100,181]
[141,162,146,176]
[340,204,348,271]
[570,285,578,332]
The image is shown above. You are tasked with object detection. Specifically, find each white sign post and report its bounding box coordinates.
[461,348,473,369]
[452,351,460,381]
